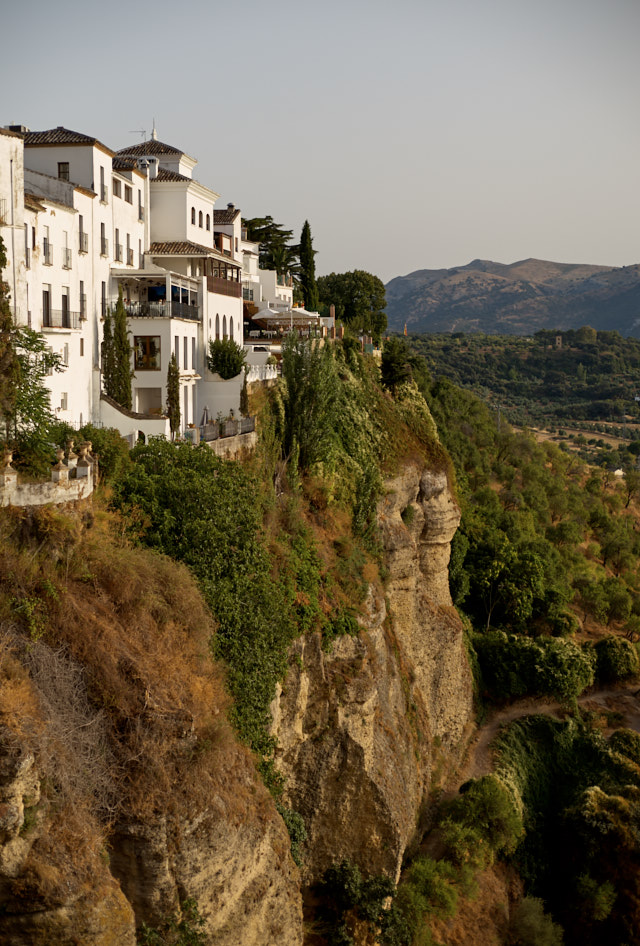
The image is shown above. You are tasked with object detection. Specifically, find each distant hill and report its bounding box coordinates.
[385,258,640,336]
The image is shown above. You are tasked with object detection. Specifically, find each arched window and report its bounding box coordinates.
[223,315,227,338]
[199,211,203,228]
[229,317,234,341]
[215,314,220,340]
[191,207,196,224]
[206,214,210,231]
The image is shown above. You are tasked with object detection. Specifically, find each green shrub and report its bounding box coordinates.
[276,804,307,866]
[445,775,523,856]
[322,609,360,651]
[593,635,639,683]
[207,337,246,379]
[609,728,640,765]
[508,897,563,946]
[138,897,206,945]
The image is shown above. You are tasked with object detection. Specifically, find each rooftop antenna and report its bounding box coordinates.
[129,128,146,141]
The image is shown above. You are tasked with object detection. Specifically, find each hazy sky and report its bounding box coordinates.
[3,0,638,282]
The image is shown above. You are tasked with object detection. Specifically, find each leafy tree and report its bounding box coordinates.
[239,370,249,416]
[10,328,62,474]
[278,334,339,473]
[381,338,414,393]
[299,220,319,311]
[318,270,387,343]
[0,237,21,442]
[103,286,132,409]
[166,354,181,439]
[207,338,246,380]
[508,897,564,946]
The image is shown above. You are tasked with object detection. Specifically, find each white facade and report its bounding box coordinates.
[0,123,255,440]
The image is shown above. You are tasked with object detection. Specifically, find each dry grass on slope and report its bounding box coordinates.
[0,500,267,905]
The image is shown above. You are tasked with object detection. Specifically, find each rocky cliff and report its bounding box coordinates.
[0,460,473,944]
[271,463,474,886]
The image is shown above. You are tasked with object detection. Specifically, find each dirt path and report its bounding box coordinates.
[448,683,640,793]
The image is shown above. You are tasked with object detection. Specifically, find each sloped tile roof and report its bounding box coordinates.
[149,241,240,266]
[117,138,184,156]
[154,168,192,183]
[214,207,240,224]
[112,155,138,171]
[23,126,113,154]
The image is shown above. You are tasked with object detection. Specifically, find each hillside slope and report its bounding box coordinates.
[386,258,640,336]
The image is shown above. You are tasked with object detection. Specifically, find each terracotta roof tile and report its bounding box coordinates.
[214,207,241,224]
[23,126,113,154]
[149,241,240,266]
[117,138,185,157]
[154,168,192,183]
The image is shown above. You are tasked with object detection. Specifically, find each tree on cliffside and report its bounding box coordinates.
[166,354,181,440]
[299,220,319,312]
[102,287,132,409]
[0,237,21,442]
[317,270,387,343]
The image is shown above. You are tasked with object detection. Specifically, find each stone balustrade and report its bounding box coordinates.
[0,441,96,508]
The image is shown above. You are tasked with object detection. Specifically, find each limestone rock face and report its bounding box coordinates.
[109,740,304,946]
[271,463,473,884]
[0,737,136,946]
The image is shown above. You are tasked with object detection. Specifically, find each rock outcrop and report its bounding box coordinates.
[270,463,473,884]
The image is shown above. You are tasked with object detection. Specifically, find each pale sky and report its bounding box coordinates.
[3,0,639,282]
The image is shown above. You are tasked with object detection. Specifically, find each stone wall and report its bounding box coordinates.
[0,444,95,508]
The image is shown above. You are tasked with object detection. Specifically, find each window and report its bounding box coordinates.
[58,162,69,181]
[138,189,143,220]
[62,343,69,366]
[101,281,107,317]
[223,315,227,338]
[206,214,210,231]
[60,393,68,411]
[80,338,84,358]
[174,335,179,368]
[192,337,195,370]
[235,237,238,253]
[100,222,108,256]
[80,280,86,319]
[100,166,107,202]
[191,207,196,225]
[124,185,132,204]
[113,179,122,198]
[42,286,51,326]
[230,317,234,341]
[184,337,188,371]
[198,211,203,228]
[114,228,122,262]
[134,336,161,371]
[215,314,220,340]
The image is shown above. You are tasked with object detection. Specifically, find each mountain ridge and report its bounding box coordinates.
[385,257,640,336]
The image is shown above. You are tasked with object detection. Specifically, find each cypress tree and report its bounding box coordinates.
[112,287,133,409]
[0,238,21,442]
[299,220,319,312]
[101,310,116,400]
[166,353,181,439]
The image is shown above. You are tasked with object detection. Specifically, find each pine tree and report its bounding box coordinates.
[112,287,133,409]
[166,353,181,439]
[299,220,319,312]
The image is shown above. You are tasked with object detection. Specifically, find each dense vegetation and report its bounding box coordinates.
[111,337,444,797]
[408,328,640,462]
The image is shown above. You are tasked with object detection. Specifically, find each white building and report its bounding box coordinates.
[0,124,248,441]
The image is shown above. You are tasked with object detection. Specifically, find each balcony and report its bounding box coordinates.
[207,275,242,298]
[79,231,89,254]
[114,243,123,263]
[127,248,134,266]
[124,300,201,322]
[100,185,109,204]
[43,309,80,329]
[100,238,109,257]
[62,247,72,270]
[43,241,53,265]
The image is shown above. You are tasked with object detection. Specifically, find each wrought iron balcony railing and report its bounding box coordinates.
[79,231,89,253]
[43,309,80,329]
